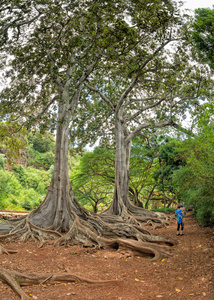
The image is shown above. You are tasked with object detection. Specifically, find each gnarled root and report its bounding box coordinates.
[146,219,167,229]
[54,214,177,261]
[0,244,18,255]
[0,215,62,245]
[0,200,176,263]
[135,216,169,229]
[101,238,175,261]
[103,202,171,229]
[0,267,117,300]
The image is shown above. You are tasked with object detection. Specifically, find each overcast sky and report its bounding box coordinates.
[180,0,213,11]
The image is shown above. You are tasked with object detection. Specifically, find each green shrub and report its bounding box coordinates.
[12,165,27,184]
[28,148,55,170]
[28,131,55,153]
[196,198,214,226]
[12,165,50,193]
[20,189,45,210]
[173,167,214,226]
[0,169,48,211]
[0,154,6,170]
[1,197,24,210]
[27,131,55,170]
[0,170,22,202]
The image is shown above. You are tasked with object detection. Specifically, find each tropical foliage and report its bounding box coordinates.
[172,102,214,225]
[0,130,54,210]
[192,7,214,69]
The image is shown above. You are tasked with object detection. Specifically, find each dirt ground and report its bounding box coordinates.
[0,211,213,300]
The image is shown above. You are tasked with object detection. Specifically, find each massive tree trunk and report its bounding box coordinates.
[110,114,130,215]
[30,118,72,231]
[103,111,168,226]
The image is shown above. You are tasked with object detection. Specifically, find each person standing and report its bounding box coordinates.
[175,204,184,236]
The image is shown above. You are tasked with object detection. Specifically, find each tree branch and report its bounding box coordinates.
[127,96,157,105]
[125,120,174,144]
[84,82,115,110]
[126,96,168,122]
[171,121,195,136]
[116,38,174,115]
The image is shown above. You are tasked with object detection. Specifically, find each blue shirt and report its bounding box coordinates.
[175,209,183,224]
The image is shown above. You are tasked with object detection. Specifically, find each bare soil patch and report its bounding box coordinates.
[0,212,213,299]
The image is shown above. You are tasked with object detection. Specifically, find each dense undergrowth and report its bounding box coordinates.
[0,167,51,211]
[0,131,54,211]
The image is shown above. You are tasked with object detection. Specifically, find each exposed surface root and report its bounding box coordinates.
[53,213,177,261]
[0,244,18,255]
[0,267,117,300]
[0,207,177,262]
[101,202,170,229]
[0,196,177,264]
[146,219,169,229]
[0,215,62,245]
[103,238,175,261]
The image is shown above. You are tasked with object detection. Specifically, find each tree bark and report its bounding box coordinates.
[104,112,163,221]
[30,120,72,231]
[109,113,130,215]
[29,93,75,232]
